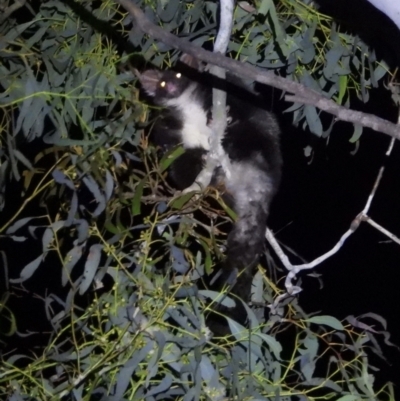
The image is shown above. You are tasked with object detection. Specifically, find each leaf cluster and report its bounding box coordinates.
[0,1,394,400]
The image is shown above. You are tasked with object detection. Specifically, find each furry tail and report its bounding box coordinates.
[217,159,277,303]
[207,160,275,335]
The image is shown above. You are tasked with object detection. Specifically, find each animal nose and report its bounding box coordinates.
[166,82,179,95]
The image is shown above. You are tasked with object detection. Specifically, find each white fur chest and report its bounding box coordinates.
[165,85,211,150]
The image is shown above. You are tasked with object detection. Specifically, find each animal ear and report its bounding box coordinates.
[138,69,162,96]
[179,54,203,71]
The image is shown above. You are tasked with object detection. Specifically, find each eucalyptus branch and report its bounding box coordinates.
[116,0,400,140]
[362,215,400,245]
[182,0,234,193]
[207,0,233,174]
[267,135,400,298]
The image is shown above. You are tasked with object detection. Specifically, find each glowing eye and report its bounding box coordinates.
[160,81,166,88]
[176,73,181,78]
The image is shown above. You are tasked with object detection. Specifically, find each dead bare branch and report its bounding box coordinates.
[267,134,399,298]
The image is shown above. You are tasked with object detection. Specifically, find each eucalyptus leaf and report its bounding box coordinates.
[132,178,144,216]
[3,21,37,42]
[114,359,137,399]
[42,228,55,252]
[9,235,27,242]
[198,290,236,308]
[300,353,316,382]
[255,332,282,360]
[103,170,114,202]
[159,146,186,173]
[349,124,363,143]
[307,315,344,331]
[324,46,344,80]
[6,217,36,234]
[12,150,33,170]
[82,176,106,216]
[146,374,173,397]
[81,98,94,124]
[76,219,89,243]
[62,244,85,286]
[337,75,348,105]
[15,80,35,135]
[304,105,323,136]
[171,246,190,273]
[79,244,103,295]
[10,254,44,284]
[258,0,272,16]
[52,169,75,190]
[26,26,48,48]
[170,191,196,210]
[336,396,360,401]
[158,0,181,23]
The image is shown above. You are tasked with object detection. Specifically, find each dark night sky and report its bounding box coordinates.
[269,0,400,392]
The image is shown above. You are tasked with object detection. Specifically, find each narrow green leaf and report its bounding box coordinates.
[219,198,236,220]
[159,146,185,173]
[199,238,212,274]
[132,179,144,216]
[337,75,348,105]
[170,191,196,210]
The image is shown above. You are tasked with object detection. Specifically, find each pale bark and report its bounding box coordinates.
[367,0,400,28]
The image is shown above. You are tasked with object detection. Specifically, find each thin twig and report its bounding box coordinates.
[363,216,400,245]
[266,131,399,299]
